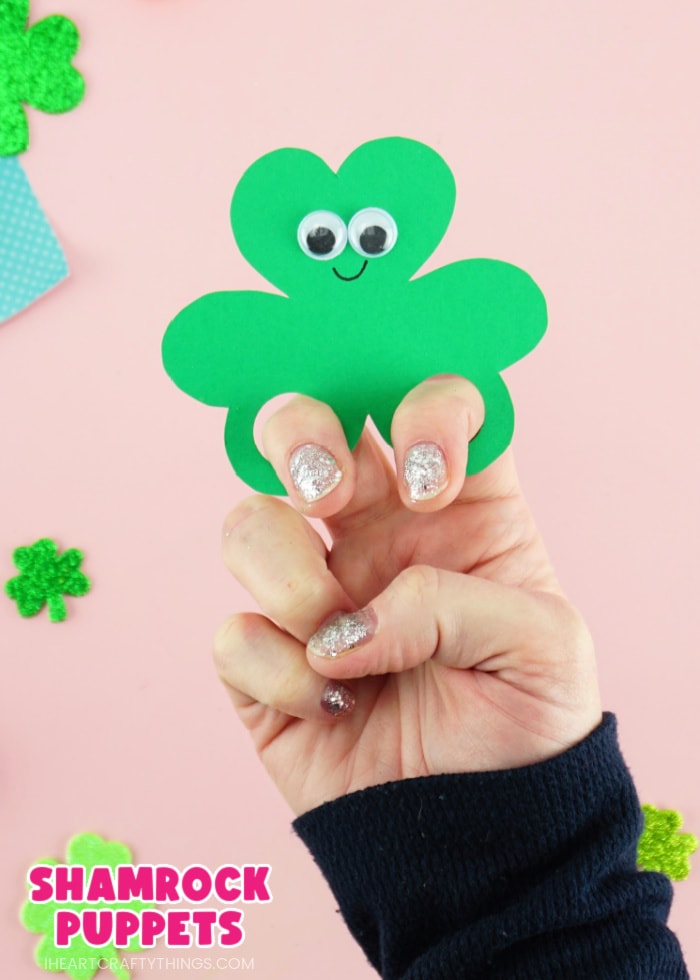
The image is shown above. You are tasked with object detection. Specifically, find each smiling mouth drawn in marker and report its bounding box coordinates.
[332,259,368,282]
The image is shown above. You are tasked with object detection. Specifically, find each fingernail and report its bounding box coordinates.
[321,681,356,718]
[289,444,342,503]
[308,608,377,659]
[403,442,448,501]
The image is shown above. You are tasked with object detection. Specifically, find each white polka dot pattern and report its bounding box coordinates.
[0,156,69,324]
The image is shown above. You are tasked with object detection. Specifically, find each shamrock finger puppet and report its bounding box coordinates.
[162,137,547,494]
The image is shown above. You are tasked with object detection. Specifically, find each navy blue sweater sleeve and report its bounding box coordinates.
[293,714,689,979]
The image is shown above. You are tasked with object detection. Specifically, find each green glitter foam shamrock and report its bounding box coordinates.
[5,537,90,622]
[162,137,547,494]
[638,804,698,881]
[21,832,153,980]
[0,0,85,156]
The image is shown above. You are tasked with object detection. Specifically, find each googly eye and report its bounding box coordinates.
[297,211,347,260]
[348,208,397,258]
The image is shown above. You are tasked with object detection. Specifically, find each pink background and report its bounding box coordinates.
[2,1,699,977]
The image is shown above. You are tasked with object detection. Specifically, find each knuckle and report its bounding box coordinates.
[261,394,330,446]
[402,375,485,424]
[266,566,335,640]
[377,565,441,673]
[270,663,303,709]
[532,594,595,669]
[397,563,441,604]
[558,604,595,664]
[270,392,314,423]
[212,612,260,676]
[441,380,485,434]
[272,572,333,637]
[457,376,486,413]
[222,495,282,545]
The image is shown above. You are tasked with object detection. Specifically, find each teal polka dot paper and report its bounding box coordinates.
[0,156,68,324]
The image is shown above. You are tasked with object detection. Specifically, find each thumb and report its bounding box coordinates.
[306,564,560,680]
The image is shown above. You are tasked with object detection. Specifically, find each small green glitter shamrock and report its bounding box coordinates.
[21,833,152,980]
[0,0,85,156]
[5,537,90,622]
[637,804,698,881]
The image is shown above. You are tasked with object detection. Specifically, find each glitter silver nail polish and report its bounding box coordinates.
[308,609,377,659]
[289,443,342,503]
[320,681,356,717]
[403,442,448,501]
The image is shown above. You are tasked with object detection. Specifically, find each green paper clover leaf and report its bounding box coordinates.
[638,804,698,881]
[162,137,548,494]
[5,537,90,621]
[0,0,85,156]
[21,833,153,980]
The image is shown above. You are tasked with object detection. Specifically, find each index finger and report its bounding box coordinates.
[222,495,354,642]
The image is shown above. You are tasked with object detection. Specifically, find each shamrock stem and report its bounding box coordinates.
[47,594,67,623]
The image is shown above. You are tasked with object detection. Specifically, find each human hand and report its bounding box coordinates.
[215,377,602,815]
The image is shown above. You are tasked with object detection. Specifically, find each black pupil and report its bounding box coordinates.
[306,226,336,255]
[359,224,387,254]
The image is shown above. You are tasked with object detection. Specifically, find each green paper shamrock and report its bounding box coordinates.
[162,137,547,494]
[638,804,698,881]
[0,0,85,156]
[21,832,152,980]
[5,537,90,621]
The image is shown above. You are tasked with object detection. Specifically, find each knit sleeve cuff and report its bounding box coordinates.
[293,714,685,979]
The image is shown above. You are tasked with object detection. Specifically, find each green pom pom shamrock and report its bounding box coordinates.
[21,833,152,980]
[638,804,698,881]
[162,137,547,493]
[0,0,85,156]
[5,537,90,622]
